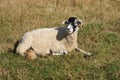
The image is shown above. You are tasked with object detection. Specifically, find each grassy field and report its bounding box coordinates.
[0,0,120,80]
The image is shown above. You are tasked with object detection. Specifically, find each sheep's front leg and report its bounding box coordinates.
[50,47,67,55]
[75,47,92,56]
[52,50,68,55]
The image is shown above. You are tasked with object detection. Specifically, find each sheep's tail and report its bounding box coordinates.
[13,40,20,54]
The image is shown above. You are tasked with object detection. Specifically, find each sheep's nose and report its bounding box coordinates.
[67,28,70,30]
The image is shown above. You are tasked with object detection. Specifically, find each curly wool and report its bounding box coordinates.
[16,27,78,56]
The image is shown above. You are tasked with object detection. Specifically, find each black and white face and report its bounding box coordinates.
[63,17,82,34]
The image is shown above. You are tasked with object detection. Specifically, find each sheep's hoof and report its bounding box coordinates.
[83,52,93,59]
[59,50,68,55]
[63,51,68,54]
[86,52,92,56]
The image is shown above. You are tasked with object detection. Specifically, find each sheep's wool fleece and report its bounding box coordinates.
[17,27,78,56]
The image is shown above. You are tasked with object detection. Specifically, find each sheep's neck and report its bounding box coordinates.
[65,31,78,45]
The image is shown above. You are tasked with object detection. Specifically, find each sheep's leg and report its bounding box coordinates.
[50,47,67,55]
[52,50,68,55]
[75,48,92,56]
[52,53,63,55]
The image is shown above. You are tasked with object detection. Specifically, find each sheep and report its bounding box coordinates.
[14,17,92,59]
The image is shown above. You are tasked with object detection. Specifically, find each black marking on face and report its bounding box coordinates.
[64,17,81,33]
[65,17,77,24]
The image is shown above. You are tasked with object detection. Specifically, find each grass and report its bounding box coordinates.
[0,0,120,80]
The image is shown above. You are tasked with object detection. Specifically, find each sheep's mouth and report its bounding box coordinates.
[66,29,73,34]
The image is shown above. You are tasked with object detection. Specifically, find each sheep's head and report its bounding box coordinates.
[63,17,82,34]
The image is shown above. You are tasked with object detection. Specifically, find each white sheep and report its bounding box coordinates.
[14,17,92,59]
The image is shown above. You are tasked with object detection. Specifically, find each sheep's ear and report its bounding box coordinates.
[77,19,83,27]
[62,20,68,24]
[76,19,82,25]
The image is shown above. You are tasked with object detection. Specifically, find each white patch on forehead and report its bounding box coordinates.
[67,24,73,29]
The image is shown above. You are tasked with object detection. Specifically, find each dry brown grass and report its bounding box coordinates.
[0,0,120,79]
[0,0,119,52]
